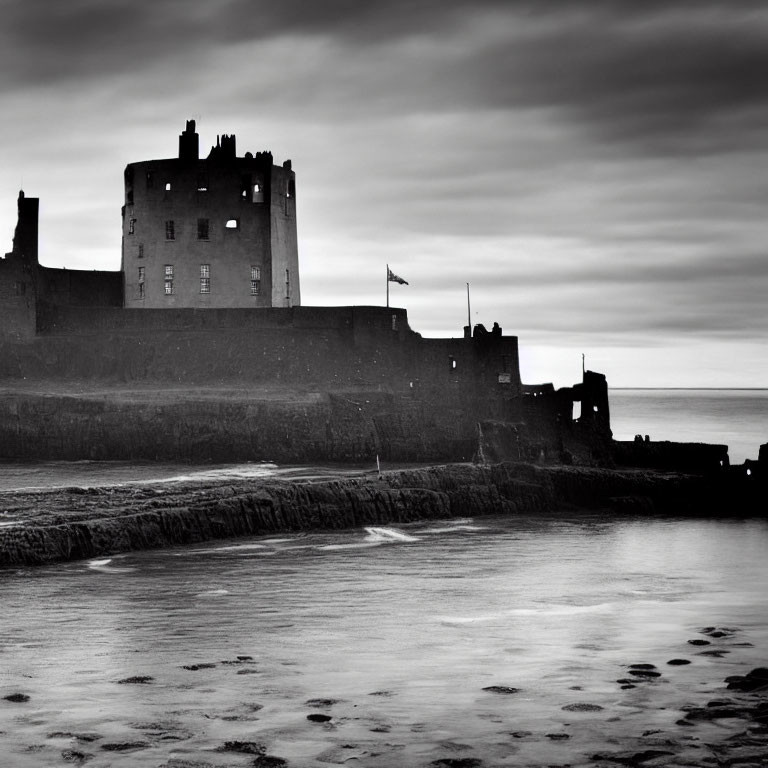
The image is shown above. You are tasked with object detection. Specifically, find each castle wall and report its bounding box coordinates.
[37,266,122,307]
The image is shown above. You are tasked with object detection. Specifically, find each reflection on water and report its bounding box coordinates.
[2,515,768,767]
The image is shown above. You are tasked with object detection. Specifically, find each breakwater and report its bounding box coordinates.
[1,461,757,568]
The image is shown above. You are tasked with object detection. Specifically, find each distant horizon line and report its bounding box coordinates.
[610,387,768,391]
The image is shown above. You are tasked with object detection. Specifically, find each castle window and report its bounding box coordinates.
[250,265,261,295]
[240,175,250,199]
[146,171,154,188]
[288,180,295,198]
[391,314,398,331]
[200,277,210,294]
[139,283,145,299]
[225,218,239,229]
[251,266,261,281]
[138,266,145,281]
[197,175,208,192]
[128,218,136,235]
[200,264,210,278]
[165,220,175,240]
[252,180,264,203]
[448,356,457,372]
[165,264,174,294]
[138,244,144,259]
[197,218,209,240]
[165,182,172,191]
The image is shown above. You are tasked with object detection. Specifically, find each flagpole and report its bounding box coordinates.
[466,282,471,330]
[386,263,390,308]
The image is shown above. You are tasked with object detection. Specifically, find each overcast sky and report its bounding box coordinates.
[1,0,766,387]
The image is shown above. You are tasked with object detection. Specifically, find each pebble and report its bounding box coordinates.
[481,685,519,694]
[667,659,691,665]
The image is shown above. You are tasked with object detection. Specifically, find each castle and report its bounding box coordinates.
[122,121,299,309]
[0,122,611,464]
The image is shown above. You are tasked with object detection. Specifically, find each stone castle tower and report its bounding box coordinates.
[121,120,300,308]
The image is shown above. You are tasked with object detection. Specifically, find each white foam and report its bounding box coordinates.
[86,558,134,573]
[196,588,230,597]
[420,524,485,534]
[364,526,420,543]
[439,603,615,624]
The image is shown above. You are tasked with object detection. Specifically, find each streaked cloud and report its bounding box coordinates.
[1,0,766,386]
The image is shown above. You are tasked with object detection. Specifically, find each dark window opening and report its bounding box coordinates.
[146,171,154,188]
[197,218,209,240]
[128,218,136,235]
[288,180,295,198]
[250,280,261,296]
[391,314,398,331]
[138,244,144,259]
[165,221,175,240]
[240,175,250,199]
[139,283,145,299]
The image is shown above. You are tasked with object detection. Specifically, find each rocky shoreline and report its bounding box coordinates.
[0,461,762,567]
[3,622,767,766]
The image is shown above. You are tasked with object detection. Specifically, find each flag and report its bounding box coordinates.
[388,268,408,285]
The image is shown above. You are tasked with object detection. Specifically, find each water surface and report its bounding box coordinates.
[2,515,767,766]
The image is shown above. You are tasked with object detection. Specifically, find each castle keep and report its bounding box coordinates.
[0,122,611,464]
[122,121,299,309]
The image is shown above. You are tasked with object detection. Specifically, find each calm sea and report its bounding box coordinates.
[1,389,767,767]
[610,388,768,464]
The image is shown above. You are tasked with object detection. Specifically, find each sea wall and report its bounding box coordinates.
[1,462,754,568]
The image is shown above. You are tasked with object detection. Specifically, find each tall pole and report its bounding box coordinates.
[466,282,471,330]
[386,263,390,308]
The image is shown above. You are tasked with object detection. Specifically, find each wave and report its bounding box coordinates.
[364,526,420,543]
[439,603,615,624]
[86,558,135,573]
[420,524,485,534]
[195,588,230,597]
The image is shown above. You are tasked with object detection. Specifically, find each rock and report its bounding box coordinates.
[510,731,532,738]
[181,663,216,670]
[101,742,148,751]
[726,668,768,692]
[481,685,519,694]
[253,757,288,768]
[629,664,657,670]
[629,669,661,678]
[562,703,604,712]
[306,698,341,708]
[546,733,570,740]
[688,639,710,646]
[621,685,637,690]
[667,659,691,665]
[237,655,254,661]
[61,750,92,763]
[237,669,259,674]
[3,693,30,702]
[430,760,483,767]
[697,650,729,657]
[116,675,153,684]
[307,713,332,723]
[218,741,266,754]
